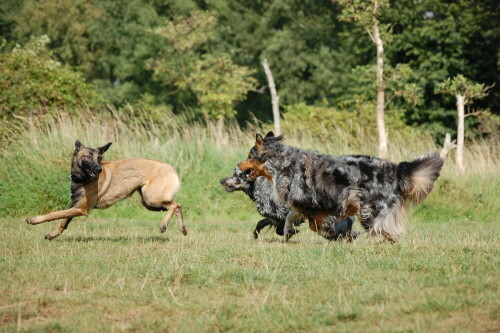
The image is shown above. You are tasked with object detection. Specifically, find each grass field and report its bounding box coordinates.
[1,114,499,332]
[1,212,499,332]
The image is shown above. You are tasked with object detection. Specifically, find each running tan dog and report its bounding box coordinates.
[26,140,187,240]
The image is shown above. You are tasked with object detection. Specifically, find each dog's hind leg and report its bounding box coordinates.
[372,201,407,242]
[159,202,176,233]
[173,203,187,236]
[45,217,73,240]
[360,201,407,242]
[159,202,187,235]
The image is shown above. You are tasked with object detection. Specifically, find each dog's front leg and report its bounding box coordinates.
[284,211,302,242]
[254,219,272,239]
[44,217,74,240]
[26,207,87,225]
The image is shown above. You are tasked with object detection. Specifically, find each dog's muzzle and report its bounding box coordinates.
[220,178,237,192]
[89,166,102,178]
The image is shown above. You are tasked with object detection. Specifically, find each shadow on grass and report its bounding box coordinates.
[257,237,301,245]
[61,235,170,243]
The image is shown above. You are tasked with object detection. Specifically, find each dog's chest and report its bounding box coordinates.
[252,179,289,221]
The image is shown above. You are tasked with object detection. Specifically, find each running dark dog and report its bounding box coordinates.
[220,167,357,241]
[239,132,444,242]
[26,140,188,240]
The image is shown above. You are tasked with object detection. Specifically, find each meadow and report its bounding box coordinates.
[0,114,499,332]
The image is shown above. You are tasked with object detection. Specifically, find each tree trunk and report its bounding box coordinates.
[262,58,281,135]
[456,94,465,172]
[440,132,456,159]
[373,1,387,158]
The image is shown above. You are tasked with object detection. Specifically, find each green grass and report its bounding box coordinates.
[1,213,499,332]
[0,113,499,331]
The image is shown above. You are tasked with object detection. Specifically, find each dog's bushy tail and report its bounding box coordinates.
[398,153,444,205]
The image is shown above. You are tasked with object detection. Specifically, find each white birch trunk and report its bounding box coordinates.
[456,94,465,172]
[262,58,281,135]
[440,132,456,159]
[373,1,387,158]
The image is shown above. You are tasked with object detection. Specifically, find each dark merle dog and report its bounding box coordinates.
[239,132,444,242]
[220,167,357,241]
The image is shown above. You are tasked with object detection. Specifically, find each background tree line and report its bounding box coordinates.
[1,0,498,142]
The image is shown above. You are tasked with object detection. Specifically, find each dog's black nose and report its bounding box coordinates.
[219,179,224,185]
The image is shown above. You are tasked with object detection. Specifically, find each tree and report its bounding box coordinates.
[0,0,23,42]
[88,0,165,106]
[385,0,500,138]
[336,0,390,158]
[435,75,491,172]
[149,11,256,120]
[14,0,101,77]
[262,58,281,135]
[209,0,354,122]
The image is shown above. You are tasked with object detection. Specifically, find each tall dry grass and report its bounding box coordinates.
[0,111,498,221]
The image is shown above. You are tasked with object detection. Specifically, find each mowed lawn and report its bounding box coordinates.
[1,211,499,332]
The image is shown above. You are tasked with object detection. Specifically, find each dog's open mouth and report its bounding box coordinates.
[245,168,257,179]
[89,170,101,179]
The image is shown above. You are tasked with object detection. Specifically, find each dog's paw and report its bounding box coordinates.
[180,227,188,236]
[44,232,58,240]
[160,225,167,233]
[26,218,35,225]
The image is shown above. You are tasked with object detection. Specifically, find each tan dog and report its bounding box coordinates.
[26,140,187,240]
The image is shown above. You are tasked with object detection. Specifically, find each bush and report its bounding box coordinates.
[0,36,99,119]
[281,101,415,149]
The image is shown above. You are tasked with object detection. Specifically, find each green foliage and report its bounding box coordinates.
[336,0,390,32]
[210,0,362,114]
[0,36,98,119]
[384,64,423,106]
[1,0,498,134]
[88,0,164,105]
[149,11,257,119]
[282,101,413,148]
[0,0,22,41]
[14,0,101,76]
[435,74,489,104]
[385,0,500,129]
[333,64,422,109]
[475,111,500,140]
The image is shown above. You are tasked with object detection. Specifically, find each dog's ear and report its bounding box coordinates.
[256,133,264,147]
[97,142,112,154]
[265,131,274,138]
[75,140,82,151]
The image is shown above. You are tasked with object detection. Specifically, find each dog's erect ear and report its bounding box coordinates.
[97,142,112,154]
[75,140,82,151]
[265,131,274,138]
[256,133,264,148]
